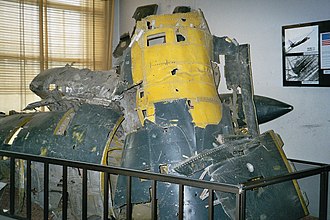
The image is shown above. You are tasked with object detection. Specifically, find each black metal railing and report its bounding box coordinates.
[240,158,329,220]
[0,150,329,220]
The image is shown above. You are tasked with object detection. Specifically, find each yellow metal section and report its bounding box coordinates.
[4,117,32,145]
[136,10,209,30]
[54,108,75,135]
[101,115,124,166]
[131,10,222,128]
[100,115,124,209]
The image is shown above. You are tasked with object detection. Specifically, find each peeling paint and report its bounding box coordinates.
[0,4,305,220]
[40,147,48,156]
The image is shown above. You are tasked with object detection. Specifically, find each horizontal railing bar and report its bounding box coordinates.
[242,164,330,190]
[0,150,240,194]
[288,158,327,166]
[1,151,329,220]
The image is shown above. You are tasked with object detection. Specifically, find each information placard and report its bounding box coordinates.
[282,20,330,86]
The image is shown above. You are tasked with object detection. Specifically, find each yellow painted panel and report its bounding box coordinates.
[136,11,207,31]
[131,43,143,84]
[144,81,218,102]
[144,64,213,85]
[131,10,221,128]
[190,101,222,126]
[144,45,210,67]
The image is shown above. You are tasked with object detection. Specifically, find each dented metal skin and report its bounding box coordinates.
[0,5,307,220]
[113,8,306,220]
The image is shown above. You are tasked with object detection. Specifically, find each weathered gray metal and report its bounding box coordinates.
[0,4,304,220]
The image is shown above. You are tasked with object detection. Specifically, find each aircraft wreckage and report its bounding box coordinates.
[0,5,308,220]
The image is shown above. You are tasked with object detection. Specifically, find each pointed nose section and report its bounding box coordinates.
[220,94,294,126]
[254,95,293,124]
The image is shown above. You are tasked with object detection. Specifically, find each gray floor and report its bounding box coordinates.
[0,215,16,220]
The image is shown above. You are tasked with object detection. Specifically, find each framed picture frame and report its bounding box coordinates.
[282,20,330,87]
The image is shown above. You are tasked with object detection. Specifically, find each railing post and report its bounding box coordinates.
[208,189,214,220]
[3,150,329,220]
[26,160,32,219]
[126,176,132,220]
[103,172,109,220]
[178,184,184,220]
[82,168,88,220]
[9,157,15,216]
[62,165,68,220]
[151,180,157,220]
[237,186,246,220]
[44,162,49,220]
[319,170,329,220]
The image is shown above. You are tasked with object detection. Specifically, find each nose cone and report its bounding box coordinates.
[220,94,294,126]
[254,95,293,124]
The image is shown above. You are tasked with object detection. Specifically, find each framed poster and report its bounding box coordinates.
[282,20,330,86]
